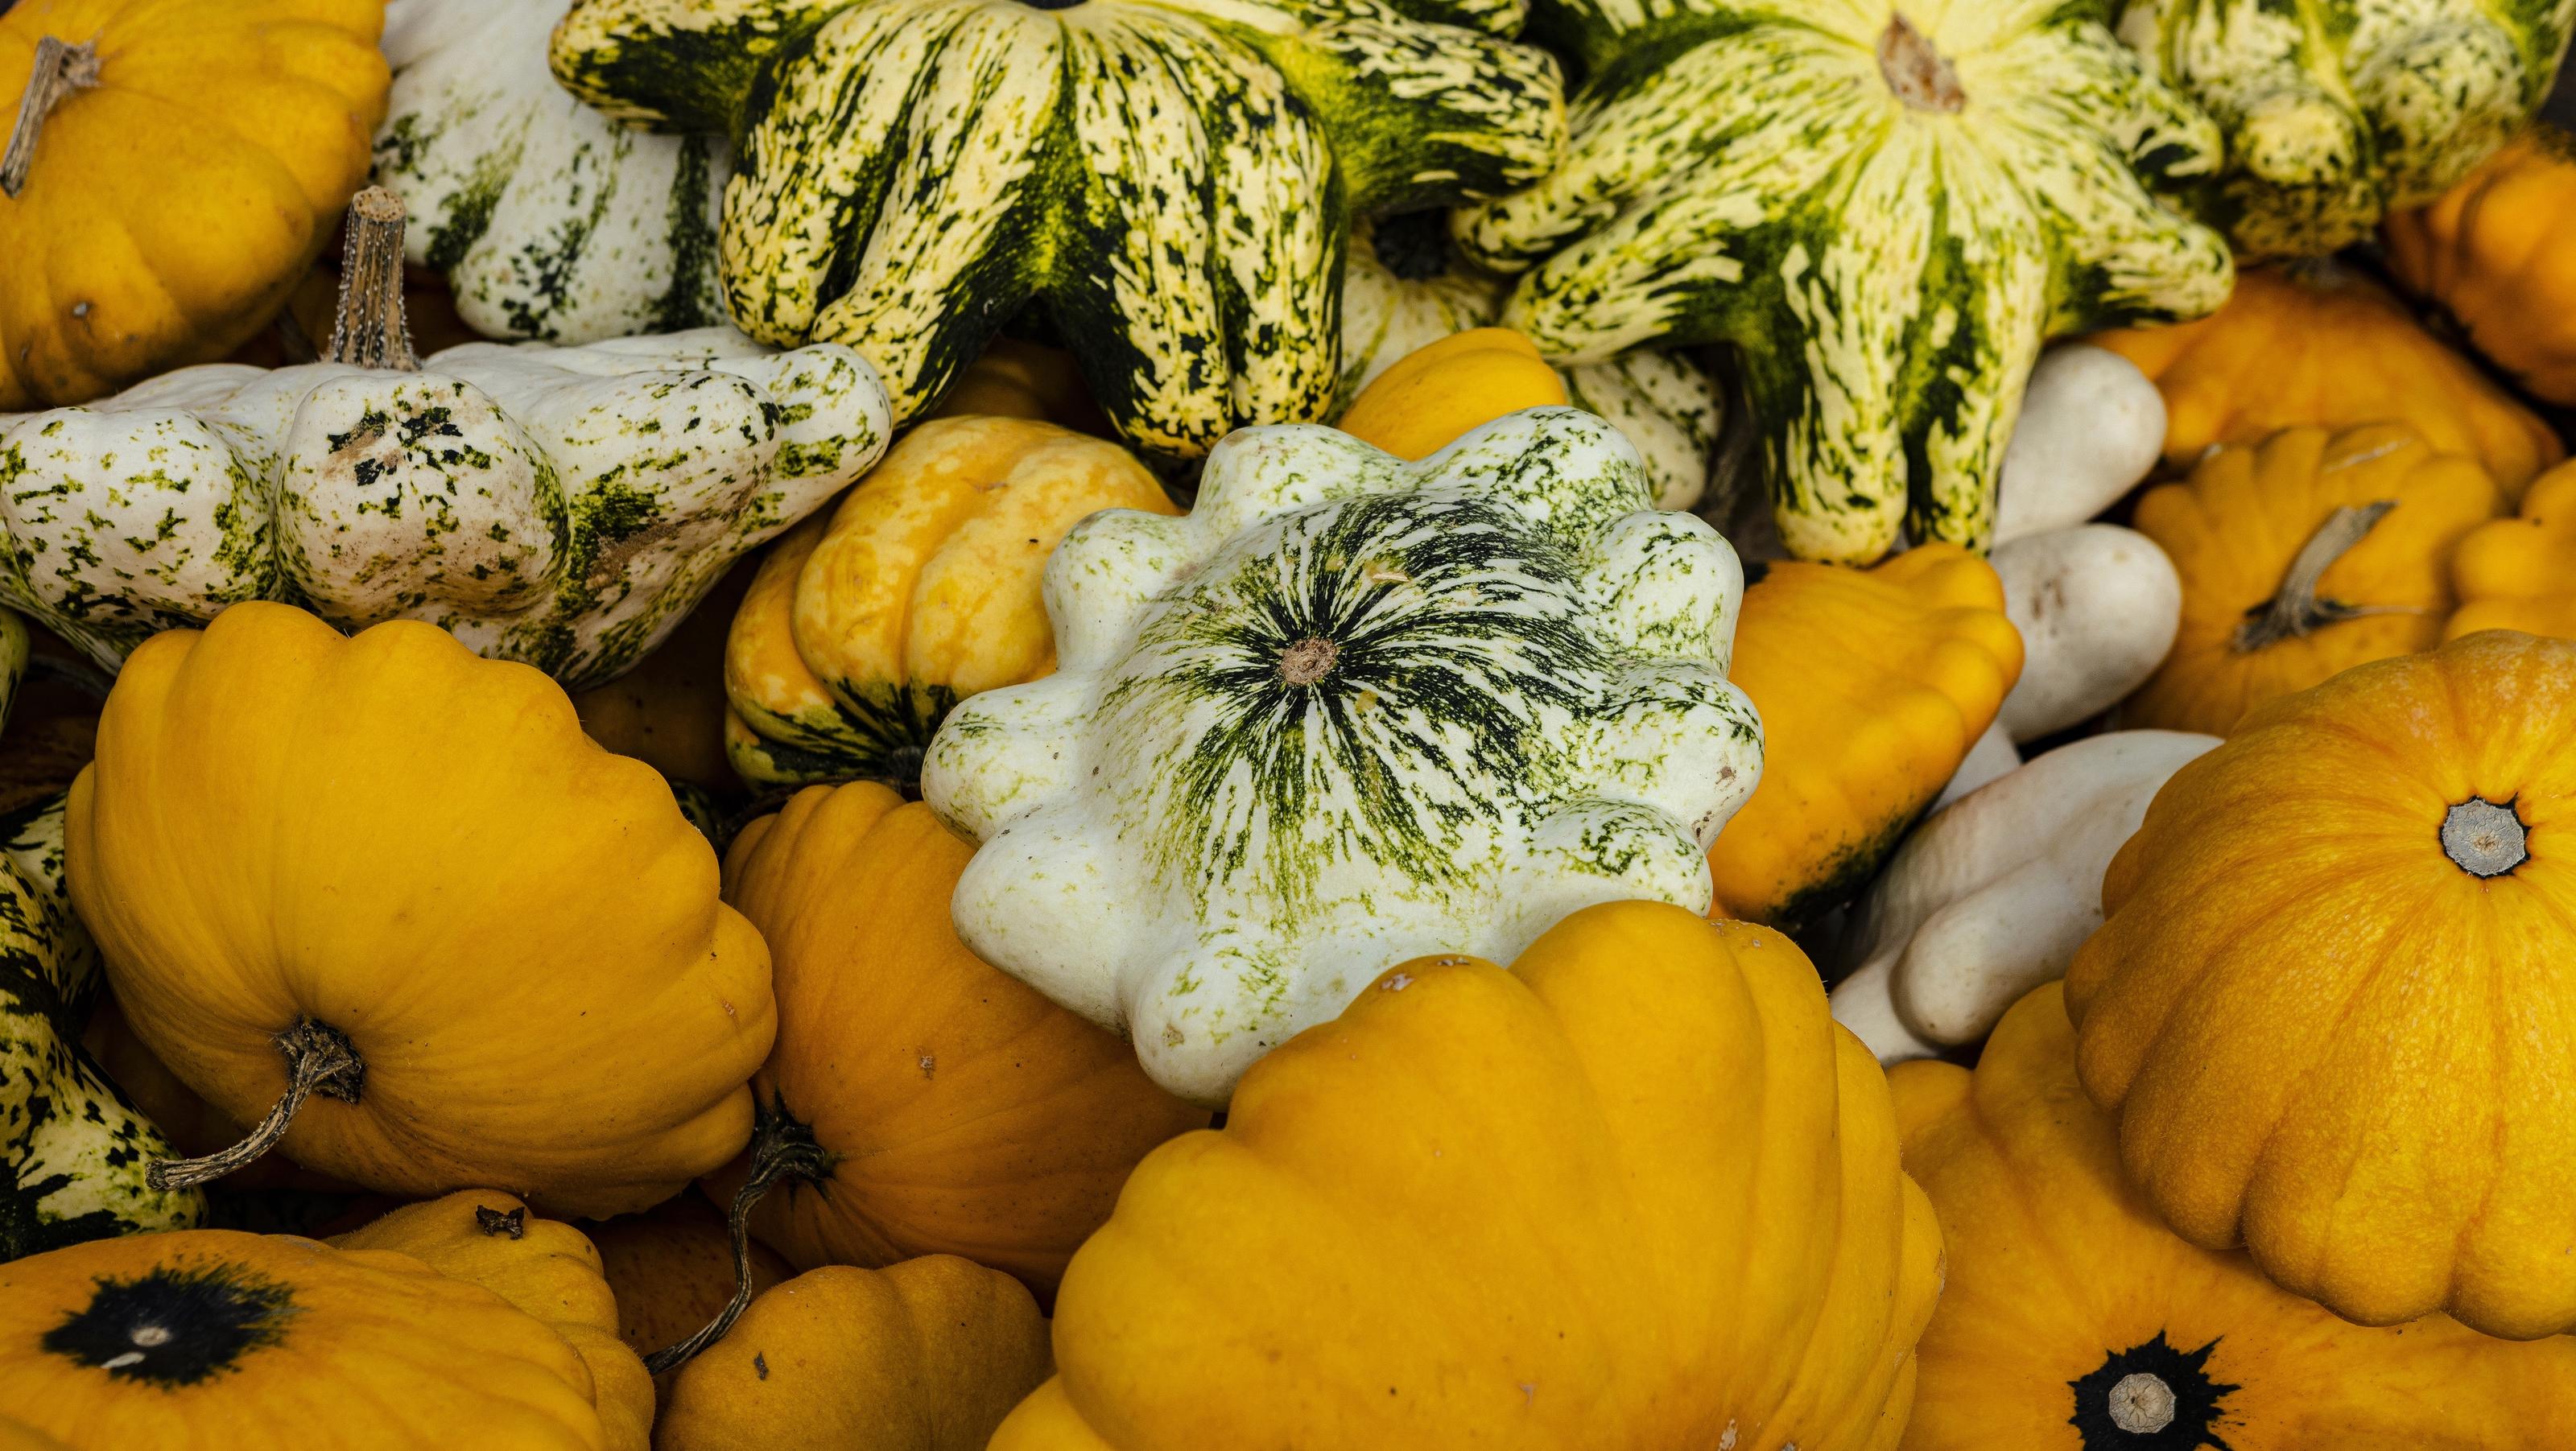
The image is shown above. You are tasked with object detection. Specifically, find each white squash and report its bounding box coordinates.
[1992,523,2182,741]
[1994,345,2167,545]
[1933,721,2021,812]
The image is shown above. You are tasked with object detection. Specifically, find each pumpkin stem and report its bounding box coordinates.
[0,37,99,200]
[328,187,421,373]
[643,1099,836,1375]
[147,1019,365,1192]
[2231,500,2398,653]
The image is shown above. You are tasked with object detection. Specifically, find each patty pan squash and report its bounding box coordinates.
[1333,328,1567,464]
[2385,123,2576,406]
[2067,629,2576,1338]
[2448,455,2576,642]
[66,602,776,1219]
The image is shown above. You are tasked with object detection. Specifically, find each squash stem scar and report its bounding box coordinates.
[0,37,98,199]
[644,1098,838,1375]
[1878,15,1965,113]
[147,1019,365,1192]
[2442,797,2528,876]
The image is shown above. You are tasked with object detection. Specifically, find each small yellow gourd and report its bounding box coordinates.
[1332,327,1568,460]
[2447,458,2576,642]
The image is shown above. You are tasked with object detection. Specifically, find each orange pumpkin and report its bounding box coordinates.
[2384,125,2576,406]
[2447,457,2576,642]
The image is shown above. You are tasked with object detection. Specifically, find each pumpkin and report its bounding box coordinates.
[0,1,390,408]
[2447,455,2576,642]
[1709,544,2023,933]
[1992,525,2182,742]
[1893,982,2576,1449]
[1992,345,2166,546]
[2385,123,2576,406]
[923,409,1764,1106]
[1334,328,1567,463]
[1455,0,2233,563]
[548,0,1566,464]
[724,417,1178,791]
[588,1193,791,1367]
[66,602,776,1218]
[569,557,752,791]
[2091,262,2565,496]
[2124,423,2504,737]
[2067,629,2576,1338]
[988,901,1941,1449]
[658,1258,1051,1451]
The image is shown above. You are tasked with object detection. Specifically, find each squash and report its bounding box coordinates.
[2385,123,2576,406]
[2447,455,2576,642]
[2067,629,2576,1338]
[1455,0,2233,563]
[929,338,1110,437]
[2120,0,2569,257]
[1936,722,2021,812]
[1710,544,2023,933]
[658,1258,1051,1451]
[1893,981,2576,1449]
[67,602,775,1218]
[988,901,1941,1449]
[1991,525,2181,742]
[588,1193,791,1369]
[0,188,894,687]
[0,1,390,408]
[1334,328,1567,463]
[923,409,1764,1106]
[570,558,752,791]
[2091,262,2565,497]
[548,0,1566,464]
[1992,345,2167,546]
[2124,423,2504,736]
[1831,730,2219,1063]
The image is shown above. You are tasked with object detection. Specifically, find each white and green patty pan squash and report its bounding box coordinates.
[1457,0,2235,565]
[547,0,1567,464]
[2119,0,2576,256]
[922,407,1765,1106]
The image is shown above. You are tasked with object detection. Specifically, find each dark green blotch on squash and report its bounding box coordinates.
[42,1263,298,1387]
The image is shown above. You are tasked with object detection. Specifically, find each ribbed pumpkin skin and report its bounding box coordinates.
[1895,983,2576,1450]
[1457,0,2232,563]
[2385,124,2576,405]
[0,1,390,407]
[2448,459,2576,641]
[1711,546,2023,934]
[549,0,1566,463]
[2067,631,2576,1339]
[989,903,1942,1451]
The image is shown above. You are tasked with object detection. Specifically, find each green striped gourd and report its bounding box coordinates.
[1457,0,2235,564]
[547,0,1567,464]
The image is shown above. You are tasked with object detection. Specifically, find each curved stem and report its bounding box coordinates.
[1,38,99,199]
[148,1019,364,1191]
[2232,500,2398,653]
[643,1099,836,1375]
[328,187,420,373]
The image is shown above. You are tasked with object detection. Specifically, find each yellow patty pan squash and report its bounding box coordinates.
[725,418,1177,789]
[2448,457,2576,642]
[989,901,1942,1451]
[2125,424,2504,736]
[1895,983,2576,1450]
[2385,124,2576,406]
[1711,546,2023,932]
[1333,328,1569,462]
[66,603,775,1218]
[0,0,390,407]
[2092,262,2562,496]
[2068,629,2576,1339]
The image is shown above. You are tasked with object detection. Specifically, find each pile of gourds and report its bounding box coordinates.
[4,0,2576,1445]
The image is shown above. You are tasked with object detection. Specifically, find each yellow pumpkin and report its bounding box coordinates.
[724,418,1178,789]
[2068,629,2576,1339]
[658,1258,1051,1451]
[67,602,775,1218]
[588,1193,792,1371]
[1710,545,2022,931]
[2091,262,2563,497]
[1332,327,1568,460]
[929,337,1110,436]
[0,1,390,407]
[1894,982,2576,1450]
[989,901,1942,1451]
[2384,125,2576,406]
[2447,456,2576,642]
[571,559,753,791]
[2124,423,2504,736]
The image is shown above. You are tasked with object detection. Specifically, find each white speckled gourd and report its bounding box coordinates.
[2118,0,2576,256]
[1456,0,2235,563]
[375,0,730,343]
[547,0,1567,464]
[1992,523,2182,741]
[1992,344,2166,546]
[921,408,1764,1106]
[0,191,891,686]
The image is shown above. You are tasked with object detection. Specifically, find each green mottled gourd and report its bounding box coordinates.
[2,794,204,1261]
[547,0,1567,464]
[1457,0,2235,564]
[0,188,891,686]
[2118,0,2574,256]
[921,407,1765,1107]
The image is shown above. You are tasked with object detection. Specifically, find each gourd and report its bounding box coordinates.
[66,603,776,1219]
[548,0,1567,464]
[2448,456,2576,643]
[1710,545,2024,933]
[988,901,1942,1449]
[1991,525,2182,742]
[2385,123,2576,406]
[2,795,203,1259]
[0,188,894,687]
[1893,982,2576,1449]
[923,409,1765,1106]
[2118,0,2570,257]
[1455,0,2233,563]
[376,0,729,344]
[658,1258,1052,1451]
[2091,262,2566,497]
[1935,723,2021,812]
[1992,346,2166,546]
[1830,730,2219,1064]
[2067,629,2576,1338]
[724,417,1177,790]
[589,1193,791,1370]
[2124,423,2504,736]
[0,2,390,407]
[1334,328,1567,463]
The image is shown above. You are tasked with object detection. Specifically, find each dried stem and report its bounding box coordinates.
[2232,501,2398,653]
[328,187,420,372]
[1,38,99,199]
[147,1019,365,1191]
[643,1100,836,1375]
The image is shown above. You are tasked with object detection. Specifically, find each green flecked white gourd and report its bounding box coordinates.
[1455,0,2235,564]
[547,0,1567,464]
[0,192,890,687]
[375,0,729,343]
[921,407,1765,1106]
